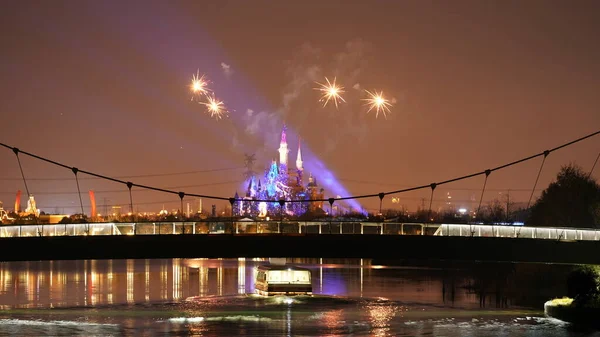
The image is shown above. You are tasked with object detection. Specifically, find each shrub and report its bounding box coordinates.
[567,266,600,306]
[549,297,574,306]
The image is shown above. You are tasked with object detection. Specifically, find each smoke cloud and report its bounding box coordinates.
[221,62,233,77]
[241,38,384,159]
[237,39,401,211]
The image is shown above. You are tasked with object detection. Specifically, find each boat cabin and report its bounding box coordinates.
[255,265,312,296]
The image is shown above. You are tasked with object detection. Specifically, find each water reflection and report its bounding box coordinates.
[0,259,576,310]
[173,259,181,300]
[107,260,113,305]
[365,301,401,336]
[126,260,134,304]
[238,258,246,295]
[322,309,344,331]
[144,260,150,302]
[0,259,591,336]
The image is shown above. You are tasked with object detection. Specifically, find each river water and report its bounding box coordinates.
[0,258,596,336]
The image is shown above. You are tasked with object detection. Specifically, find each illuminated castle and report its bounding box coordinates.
[233,125,325,217]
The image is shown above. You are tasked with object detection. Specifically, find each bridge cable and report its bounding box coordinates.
[0,129,599,207]
[178,192,185,233]
[427,183,436,224]
[11,148,37,226]
[589,151,599,230]
[126,182,135,228]
[71,168,87,233]
[517,150,550,237]
[473,169,491,236]
[279,199,285,233]
[527,150,550,210]
[328,198,334,233]
[0,167,244,181]
[589,151,600,179]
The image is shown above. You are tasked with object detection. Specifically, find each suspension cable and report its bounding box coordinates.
[527,150,550,209]
[589,151,600,179]
[517,150,550,237]
[72,167,86,218]
[1,129,599,205]
[473,169,491,236]
[127,182,134,222]
[11,148,37,225]
[12,149,31,198]
[427,183,436,223]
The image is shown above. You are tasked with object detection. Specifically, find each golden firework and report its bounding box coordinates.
[314,77,346,109]
[190,70,210,97]
[363,89,392,119]
[203,95,227,120]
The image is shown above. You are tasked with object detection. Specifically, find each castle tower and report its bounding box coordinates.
[296,138,303,171]
[233,191,241,216]
[278,124,289,167]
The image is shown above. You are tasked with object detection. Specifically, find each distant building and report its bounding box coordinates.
[24,195,40,217]
[38,214,70,224]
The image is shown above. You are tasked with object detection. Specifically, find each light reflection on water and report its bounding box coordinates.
[0,258,593,336]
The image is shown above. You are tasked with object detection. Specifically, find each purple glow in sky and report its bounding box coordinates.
[0,0,599,215]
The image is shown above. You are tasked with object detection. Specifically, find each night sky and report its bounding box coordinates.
[1,0,599,215]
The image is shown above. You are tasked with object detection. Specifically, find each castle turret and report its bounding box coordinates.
[296,138,303,171]
[233,191,241,216]
[246,178,253,197]
[278,124,289,167]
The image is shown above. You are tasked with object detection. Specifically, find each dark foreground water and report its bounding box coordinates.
[0,258,597,336]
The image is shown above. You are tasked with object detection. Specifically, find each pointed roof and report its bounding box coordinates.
[296,137,303,170]
[280,123,287,144]
[269,159,279,174]
[307,172,316,187]
[234,191,240,198]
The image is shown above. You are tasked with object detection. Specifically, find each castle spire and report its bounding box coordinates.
[296,137,303,171]
[278,124,289,167]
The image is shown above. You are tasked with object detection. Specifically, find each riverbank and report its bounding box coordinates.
[544,298,600,328]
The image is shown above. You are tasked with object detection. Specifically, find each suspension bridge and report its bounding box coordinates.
[0,130,599,263]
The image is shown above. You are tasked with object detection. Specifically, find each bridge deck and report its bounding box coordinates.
[0,234,598,264]
[0,222,598,242]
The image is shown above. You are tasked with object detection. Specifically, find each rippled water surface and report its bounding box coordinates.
[0,258,597,336]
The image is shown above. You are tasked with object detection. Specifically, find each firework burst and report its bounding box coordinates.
[190,70,210,99]
[314,77,346,109]
[363,89,392,119]
[203,95,227,120]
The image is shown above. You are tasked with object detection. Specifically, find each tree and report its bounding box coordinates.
[528,164,600,228]
[59,216,72,224]
[484,199,506,223]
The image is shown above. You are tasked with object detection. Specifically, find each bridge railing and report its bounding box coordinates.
[0,221,439,237]
[434,223,600,241]
[0,221,598,241]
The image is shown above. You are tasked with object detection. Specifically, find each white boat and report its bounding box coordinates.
[255,264,312,296]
